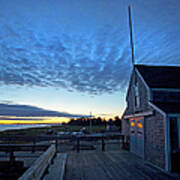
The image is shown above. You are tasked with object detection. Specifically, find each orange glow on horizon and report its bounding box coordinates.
[0,116,70,125]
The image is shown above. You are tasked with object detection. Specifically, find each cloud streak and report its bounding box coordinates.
[0,117,44,121]
[0,103,88,118]
[0,23,131,94]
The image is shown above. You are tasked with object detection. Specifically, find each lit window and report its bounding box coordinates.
[131,121,135,127]
[130,119,135,134]
[137,120,143,135]
[137,122,143,128]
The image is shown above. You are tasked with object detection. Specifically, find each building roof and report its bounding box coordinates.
[152,102,180,114]
[135,65,180,88]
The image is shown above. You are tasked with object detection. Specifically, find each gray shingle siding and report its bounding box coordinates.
[123,67,166,170]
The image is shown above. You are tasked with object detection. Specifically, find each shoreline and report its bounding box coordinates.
[0,124,55,132]
[0,124,65,137]
[0,124,107,136]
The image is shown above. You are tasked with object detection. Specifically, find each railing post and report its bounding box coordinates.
[32,139,36,153]
[77,137,80,153]
[120,135,122,149]
[122,135,125,149]
[10,150,15,165]
[55,139,58,153]
[102,136,105,152]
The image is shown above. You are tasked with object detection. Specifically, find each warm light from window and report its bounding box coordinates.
[137,123,143,128]
[131,122,135,127]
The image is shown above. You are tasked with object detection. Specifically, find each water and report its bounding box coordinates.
[0,124,52,132]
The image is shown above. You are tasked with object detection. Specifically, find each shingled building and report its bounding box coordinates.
[122,64,180,173]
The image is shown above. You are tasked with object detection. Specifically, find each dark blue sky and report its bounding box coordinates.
[0,0,179,117]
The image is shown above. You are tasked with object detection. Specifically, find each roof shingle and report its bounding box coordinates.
[152,102,180,114]
[135,65,180,88]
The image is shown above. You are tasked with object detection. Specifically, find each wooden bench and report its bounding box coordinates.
[18,144,56,180]
[43,153,67,180]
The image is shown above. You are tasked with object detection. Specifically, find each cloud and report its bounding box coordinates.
[0,100,14,104]
[0,117,44,121]
[0,103,88,118]
[0,0,179,95]
[0,23,132,94]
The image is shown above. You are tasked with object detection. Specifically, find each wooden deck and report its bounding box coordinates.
[64,150,179,180]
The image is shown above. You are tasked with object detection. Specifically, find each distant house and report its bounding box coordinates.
[122,65,180,173]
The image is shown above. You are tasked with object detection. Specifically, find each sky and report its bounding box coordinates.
[0,0,180,123]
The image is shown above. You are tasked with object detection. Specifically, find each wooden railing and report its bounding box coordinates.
[0,133,129,180]
[0,133,129,153]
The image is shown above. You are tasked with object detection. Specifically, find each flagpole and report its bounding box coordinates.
[128,5,135,66]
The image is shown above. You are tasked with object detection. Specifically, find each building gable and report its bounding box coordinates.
[125,66,151,115]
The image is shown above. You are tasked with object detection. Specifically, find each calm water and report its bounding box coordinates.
[0,124,51,132]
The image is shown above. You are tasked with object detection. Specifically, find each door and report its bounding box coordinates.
[130,116,145,159]
[170,117,180,173]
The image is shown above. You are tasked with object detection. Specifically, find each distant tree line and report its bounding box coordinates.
[65,116,121,130]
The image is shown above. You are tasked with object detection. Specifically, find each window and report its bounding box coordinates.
[130,119,135,134]
[137,120,143,135]
[130,117,144,136]
[134,77,140,108]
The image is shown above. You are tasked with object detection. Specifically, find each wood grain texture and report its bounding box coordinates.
[64,151,178,180]
[44,153,67,180]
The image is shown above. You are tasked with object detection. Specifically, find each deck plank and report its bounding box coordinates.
[106,151,153,180]
[109,151,175,180]
[97,152,143,180]
[65,152,110,180]
[64,150,178,180]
